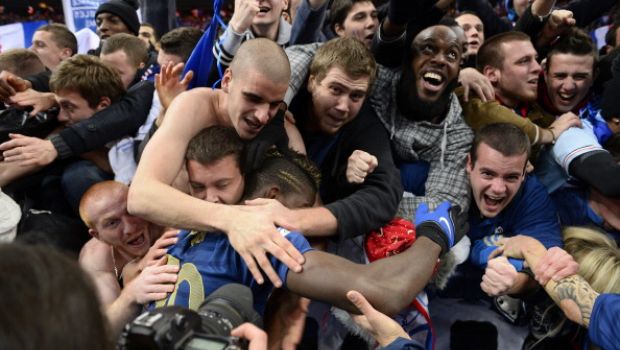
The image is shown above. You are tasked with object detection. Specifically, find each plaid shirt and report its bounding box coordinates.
[285,44,473,219]
[368,68,473,219]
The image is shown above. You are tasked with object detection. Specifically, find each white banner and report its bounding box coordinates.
[0,21,48,53]
[62,0,106,32]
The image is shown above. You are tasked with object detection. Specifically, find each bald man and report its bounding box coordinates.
[79,181,161,306]
[129,38,306,288]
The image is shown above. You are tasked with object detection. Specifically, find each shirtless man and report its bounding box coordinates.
[79,181,162,305]
[128,38,305,287]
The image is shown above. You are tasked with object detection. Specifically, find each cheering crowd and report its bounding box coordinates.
[0,0,619,349]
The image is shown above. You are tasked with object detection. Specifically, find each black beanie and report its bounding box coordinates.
[95,0,140,36]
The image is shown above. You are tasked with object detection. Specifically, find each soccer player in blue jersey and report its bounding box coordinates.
[154,125,468,318]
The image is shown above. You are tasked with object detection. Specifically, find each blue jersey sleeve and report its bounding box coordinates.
[272,228,313,288]
[589,293,620,350]
[469,234,525,270]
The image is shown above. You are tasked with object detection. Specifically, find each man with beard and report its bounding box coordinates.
[286,25,473,220]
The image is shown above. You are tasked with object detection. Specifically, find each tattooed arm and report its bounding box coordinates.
[496,236,598,327]
[545,275,599,327]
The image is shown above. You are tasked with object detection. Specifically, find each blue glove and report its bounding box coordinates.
[415,201,468,255]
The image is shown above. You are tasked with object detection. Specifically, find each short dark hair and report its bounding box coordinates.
[36,23,78,56]
[243,149,321,203]
[140,22,159,41]
[547,28,597,72]
[329,0,373,34]
[0,49,45,78]
[470,123,531,166]
[159,27,203,62]
[476,31,530,71]
[0,244,109,350]
[185,126,245,171]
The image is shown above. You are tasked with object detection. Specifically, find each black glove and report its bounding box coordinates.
[414,201,469,255]
[242,108,289,173]
[387,0,416,25]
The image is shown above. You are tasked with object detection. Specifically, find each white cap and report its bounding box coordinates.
[0,189,21,242]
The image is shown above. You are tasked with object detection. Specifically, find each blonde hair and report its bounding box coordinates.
[563,226,620,293]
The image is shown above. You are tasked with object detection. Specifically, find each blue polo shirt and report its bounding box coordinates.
[468,175,563,271]
[153,228,313,315]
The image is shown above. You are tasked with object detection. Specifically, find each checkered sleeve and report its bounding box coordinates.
[284,43,322,105]
[399,118,473,220]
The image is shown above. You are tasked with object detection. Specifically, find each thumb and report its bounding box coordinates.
[346,290,374,315]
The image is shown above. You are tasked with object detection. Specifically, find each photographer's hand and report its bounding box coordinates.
[346,290,410,347]
[0,133,57,167]
[231,323,268,350]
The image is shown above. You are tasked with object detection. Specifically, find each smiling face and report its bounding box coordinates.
[308,66,369,135]
[467,142,527,218]
[86,186,152,258]
[187,156,245,204]
[253,0,289,27]
[222,68,287,139]
[488,40,541,107]
[411,26,461,103]
[455,13,484,56]
[334,1,378,48]
[545,53,594,113]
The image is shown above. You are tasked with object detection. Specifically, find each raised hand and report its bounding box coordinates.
[346,150,378,184]
[155,62,194,110]
[230,0,260,33]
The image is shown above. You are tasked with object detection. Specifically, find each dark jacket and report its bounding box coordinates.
[49,81,154,158]
[291,92,403,240]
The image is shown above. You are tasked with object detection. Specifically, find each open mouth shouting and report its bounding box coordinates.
[257,5,271,15]
[421,70,446,93]
[482,193,505,215]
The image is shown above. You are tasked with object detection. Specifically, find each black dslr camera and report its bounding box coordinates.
[118,284,262,350]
